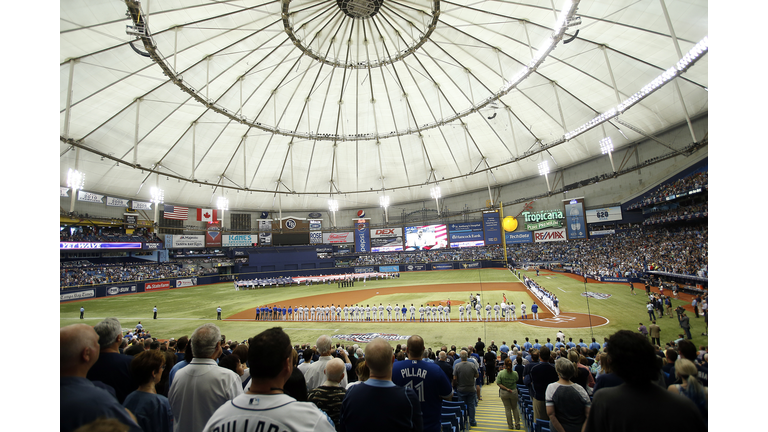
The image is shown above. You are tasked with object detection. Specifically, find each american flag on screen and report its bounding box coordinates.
[163,205,189,220]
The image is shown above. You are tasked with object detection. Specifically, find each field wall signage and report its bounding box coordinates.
[522,210,564,231]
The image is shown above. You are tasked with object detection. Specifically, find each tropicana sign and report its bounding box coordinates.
[521,210,565,231]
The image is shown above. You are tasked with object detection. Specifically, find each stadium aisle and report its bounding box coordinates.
[473,383,523,431]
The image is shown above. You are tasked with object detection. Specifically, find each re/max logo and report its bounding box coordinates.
[535,231,564,240]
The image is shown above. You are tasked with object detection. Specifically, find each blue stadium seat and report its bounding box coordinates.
[443,400,468,429]
[534,419,550,432]
[442,411,461,432]
[442,405,465,431]
[441,421,455,432]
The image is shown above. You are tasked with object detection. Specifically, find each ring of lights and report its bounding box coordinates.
[280,0,440,70]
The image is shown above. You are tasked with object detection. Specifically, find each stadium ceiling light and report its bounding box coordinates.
[150,187,164,204]
[599,137,616,172]
[380,195,390,224]
[67,168,85,191]
[538,161,552,192]
[217,196,229,211]
[431,186,441,216]
[328,198,339,228]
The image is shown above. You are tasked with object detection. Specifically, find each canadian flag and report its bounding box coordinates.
[197,208,218,222]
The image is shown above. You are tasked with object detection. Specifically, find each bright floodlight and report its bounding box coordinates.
[538,161,550,176]
[430,187,441,199]
[328,199,339,212]
[67,168,85,191]
[217,196,229,210]
[599,137,614,154]
[150,187,164,204]
[380,196,390,208]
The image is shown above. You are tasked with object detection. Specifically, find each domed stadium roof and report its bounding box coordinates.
[60,0,708,211]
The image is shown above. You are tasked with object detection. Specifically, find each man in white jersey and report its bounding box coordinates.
[475,303,482,321]
[500,301,507,321]
[520,302,527,319]
[387,303,393,321]
[365,305,372,321]
[509,302,516,321]
[409,304,416,321]
[493,303,501,321]
[485,303,492,321]
[303,306,309,321]
[343,305,349,321]
[378,304,384,321]
[419,305,426,322]
[437,304,445,322]
[202,327,335,432]
[431,305,438,321]
[458,304,465,322]
[395,304,401,321]
[330,305,336,321]
[310,306,316,321]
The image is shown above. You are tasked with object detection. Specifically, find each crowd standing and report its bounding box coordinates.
[61,316,708,432]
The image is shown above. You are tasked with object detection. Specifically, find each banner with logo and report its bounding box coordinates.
[563,198,588,240]
[205,222,222,247]
[586,206,623,223]
[176,278,197,288]
[170,235,205,248]
[145,281,171,291]
[106,285,138,296]
[61,187,70,197]
[60,289,95,302]
[448,222,483,232]
[77,190,104,204]
[223,234,256,247]
[355,266,375,273]
[355,221,371,253]
[371,228,404,252]
[521,209,564,231]
[482,211,502,245]
[404,264,427,271]
[459,262,482,269]
[309,220,322,231]
[505,231,533,244]
[60,242,143,250]
[258,219,272,245]
[106,196,130,207]
[432,263,454,270]
[589,229,615,237]
[379,265,400,272]
[323,232,354,244]
[533,227,567,243]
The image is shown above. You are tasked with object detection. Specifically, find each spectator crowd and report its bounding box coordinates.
[61,317,707,432]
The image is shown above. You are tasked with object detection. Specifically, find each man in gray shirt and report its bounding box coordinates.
[453,350,479,427]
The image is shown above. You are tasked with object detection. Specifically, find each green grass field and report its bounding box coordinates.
[60,269,707,350]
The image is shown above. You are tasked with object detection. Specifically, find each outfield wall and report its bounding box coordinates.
[59,260,506,302]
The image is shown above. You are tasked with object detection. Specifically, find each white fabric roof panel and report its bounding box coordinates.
[60,0,708,211]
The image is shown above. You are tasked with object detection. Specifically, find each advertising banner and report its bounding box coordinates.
[505,231,533,244]
[448,222,483,232]
[354,221,371,253]
[355,266,375,273]
[171,235,205,249]
[449,231,484,242]
[534,228,567,243]
[564,198,588,240]
[585,206,623,223]
[522,209,564,231]
[60,289,95,302]
[379,265,400,272]
[459,262,482,269]
[205,222,222,247]
[132,201,153,210]
[176,278,197,288]
[316,246,334,253]
[482,211,502,245]
[405,225,447,250]
[404,264,427,271]
[61,187,70,197]
[60,242,143,250]
[143,243,160,250]
[432,263,454,270]
[589,229,615,237]
[371,228,404,252]
[106,285,138,296]
[323,232,354,244]
[258,219,272,245]
[309,220,322,230]
[145,281,171,291]
[223,234,256,247]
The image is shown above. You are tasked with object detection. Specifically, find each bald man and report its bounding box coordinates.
[307,358,347,429]
[60,324,142,432]
[392,335,453,432]
[304,335,351,391]
[340,338,422,432]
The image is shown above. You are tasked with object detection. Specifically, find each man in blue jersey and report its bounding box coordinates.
[392,335,453,432]
[340,338,422,432]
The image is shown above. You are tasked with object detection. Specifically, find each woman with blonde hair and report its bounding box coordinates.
[495,357,522,430]
[667,358,707,423]
[545,357,590,432]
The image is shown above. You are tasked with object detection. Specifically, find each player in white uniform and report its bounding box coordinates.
[310,306,316,321]
[343,305,349,321]
[378,304,384,321]
[419,305,426,322]
[485,303,492,321]
[437,305,444,322]
[500,301,507,321]
[509,302,515,321]
[387,303,393,321]
[409,304,416,321]
[493,303,501,321]
[431,306,438,321]
[458,304,464,322]
[395,304,401,321]
[475,303,482,321]
[365,305,372,321]
[521,302,527,319]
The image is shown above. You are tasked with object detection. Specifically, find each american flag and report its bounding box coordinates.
[163,205,189,220]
